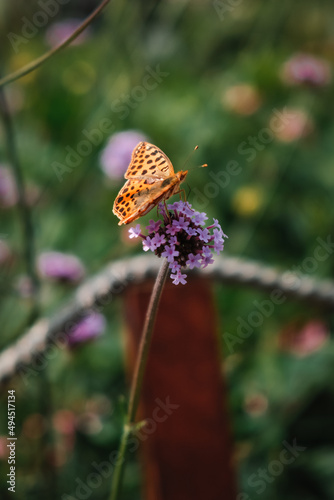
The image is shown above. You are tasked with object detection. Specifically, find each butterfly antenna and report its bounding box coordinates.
[182,145,208,170]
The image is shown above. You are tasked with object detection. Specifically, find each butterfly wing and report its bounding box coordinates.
[124,142,174,180]
[113,176,181,225]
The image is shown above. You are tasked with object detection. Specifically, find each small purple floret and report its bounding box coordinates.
[171,271,187,285]
[186,253,202,270]
[129,224,142,239]
[147,220,162,233]
[161,245,179,263]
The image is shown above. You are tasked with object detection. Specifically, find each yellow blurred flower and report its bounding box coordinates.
[222,84,262,115]
[62,60,96,95]
[232,186,263,216]
[9,52,37,85]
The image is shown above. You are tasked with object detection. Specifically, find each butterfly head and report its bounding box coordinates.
[177,170,188,183]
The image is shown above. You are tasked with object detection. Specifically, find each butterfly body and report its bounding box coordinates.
[113,142,188,225]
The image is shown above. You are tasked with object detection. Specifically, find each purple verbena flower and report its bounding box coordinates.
[127,201,227,285]
[100,131,149,180]
[37,251,85,283]
[67,312,106,348]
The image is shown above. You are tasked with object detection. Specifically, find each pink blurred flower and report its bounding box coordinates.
[76,412,103,435]
[0,166,18,208]
[53,410,76,436]
[281,53,331,87]
[0,436,8,459]
[53,410,76,461]
[0,239,10,265]
[45,19,91,48]
[271,108,313,142]
[244,393,268,417]
[67,311,106,347]
[279,320,329,357]
[15,275,34,298]
[37,251,85,283]
[100,130,149,180]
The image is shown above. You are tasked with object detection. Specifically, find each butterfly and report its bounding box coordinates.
[113,142,188,225]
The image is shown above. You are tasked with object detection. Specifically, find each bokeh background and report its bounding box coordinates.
[1,0,334,498]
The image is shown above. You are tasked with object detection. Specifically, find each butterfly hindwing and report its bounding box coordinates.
[113,178,171,225]
[124,142,174,180]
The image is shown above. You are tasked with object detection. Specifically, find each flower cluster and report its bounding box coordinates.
[129,201,227,285]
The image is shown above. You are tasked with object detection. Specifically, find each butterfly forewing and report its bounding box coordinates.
[124,142,174,180]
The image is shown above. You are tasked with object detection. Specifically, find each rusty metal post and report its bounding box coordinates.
[123,276,237,500]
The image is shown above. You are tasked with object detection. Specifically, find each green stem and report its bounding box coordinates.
[109,258,170,500]
[0,0,110,88]
[0,87,40,321]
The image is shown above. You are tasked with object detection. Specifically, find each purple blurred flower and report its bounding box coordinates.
[0,166,18,208]
[281,53,331,87]
[45,19,91,48]
[128,201,227,285]
[100,131,149,180]
[67,312,106,347]
[37,251,85,283]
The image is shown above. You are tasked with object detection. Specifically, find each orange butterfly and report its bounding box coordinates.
[113,142,188,225]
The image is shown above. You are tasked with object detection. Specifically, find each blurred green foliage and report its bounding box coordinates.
[0,0,334,499]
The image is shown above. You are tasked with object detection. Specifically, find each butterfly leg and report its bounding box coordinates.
[163,199,172,223]
[174,188,187,201]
